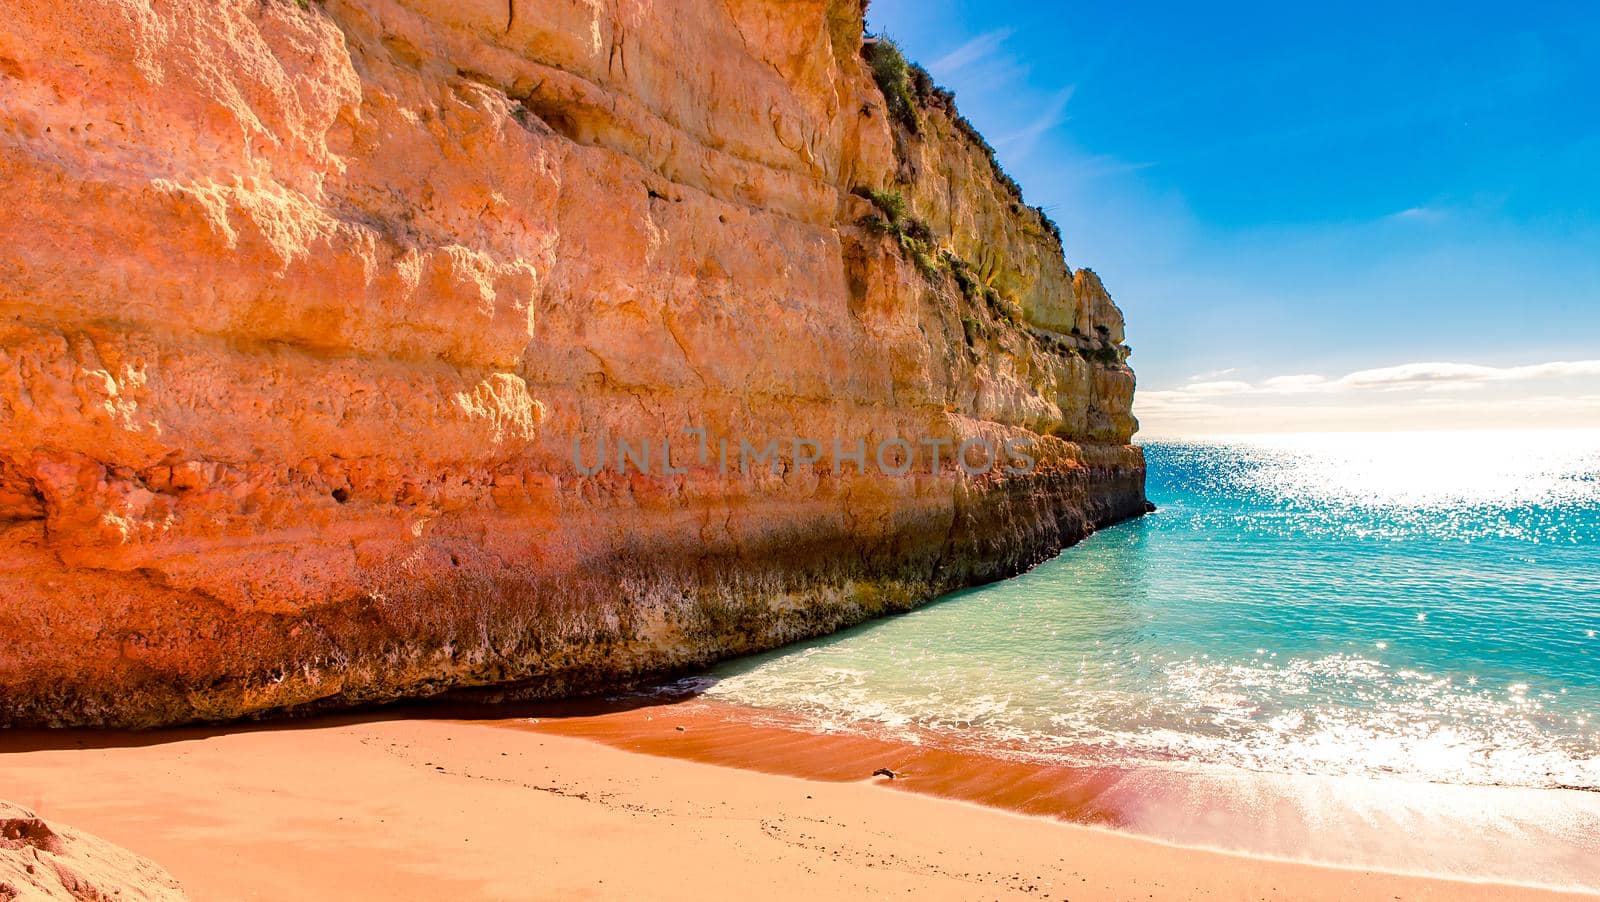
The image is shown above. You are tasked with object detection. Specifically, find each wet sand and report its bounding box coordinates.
[527,696,1600,891]
[2,705,1595,901]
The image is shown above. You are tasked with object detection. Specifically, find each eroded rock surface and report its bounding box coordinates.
[0,0,1144,726]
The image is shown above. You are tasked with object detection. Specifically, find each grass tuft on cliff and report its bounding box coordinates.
[859,32,1069,263]
[863,37,919,132]
[856,187,908,226]
[853,187,941,277]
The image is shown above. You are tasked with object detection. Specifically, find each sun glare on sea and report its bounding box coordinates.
[1203,428,1600,510]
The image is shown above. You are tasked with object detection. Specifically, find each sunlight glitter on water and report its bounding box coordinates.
[697,430,1600,790]
[1230,429,1600,511]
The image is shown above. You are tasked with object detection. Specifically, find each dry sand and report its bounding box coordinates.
[2,712,1594,901]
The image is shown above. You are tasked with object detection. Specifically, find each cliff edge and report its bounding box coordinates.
[0,0,1144,726]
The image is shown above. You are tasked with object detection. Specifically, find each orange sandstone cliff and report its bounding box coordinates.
[0,0,1143,726]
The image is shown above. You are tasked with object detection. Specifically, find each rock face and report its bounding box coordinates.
[0,0,1144,726]
[0,801,187,900]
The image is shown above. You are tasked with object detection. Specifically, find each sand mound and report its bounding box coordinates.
[0,801,184,901]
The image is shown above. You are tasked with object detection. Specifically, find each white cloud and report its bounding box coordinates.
[994,86,1077,159]
[1138,359,1600,437]
[1159,359,1600,399]
[929,28,1015,80]
[1389,206,1449,223]
[1339,361,1499,389]
[1261,373,1328,391]
[1181,380,1254,396]
[1054,153,1156,183]
[1338,360,1600,391]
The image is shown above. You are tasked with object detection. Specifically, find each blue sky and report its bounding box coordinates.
[867,0,1600,435]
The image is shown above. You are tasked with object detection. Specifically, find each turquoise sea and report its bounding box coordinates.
[699,430,1600,791]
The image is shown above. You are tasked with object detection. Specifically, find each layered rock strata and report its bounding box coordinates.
[0,0,1144,726]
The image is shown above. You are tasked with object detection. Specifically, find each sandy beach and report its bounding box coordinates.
[3,709,1594,901]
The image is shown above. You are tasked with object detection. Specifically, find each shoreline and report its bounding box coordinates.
[519,695,1600,892]
[3,706,1597,900]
